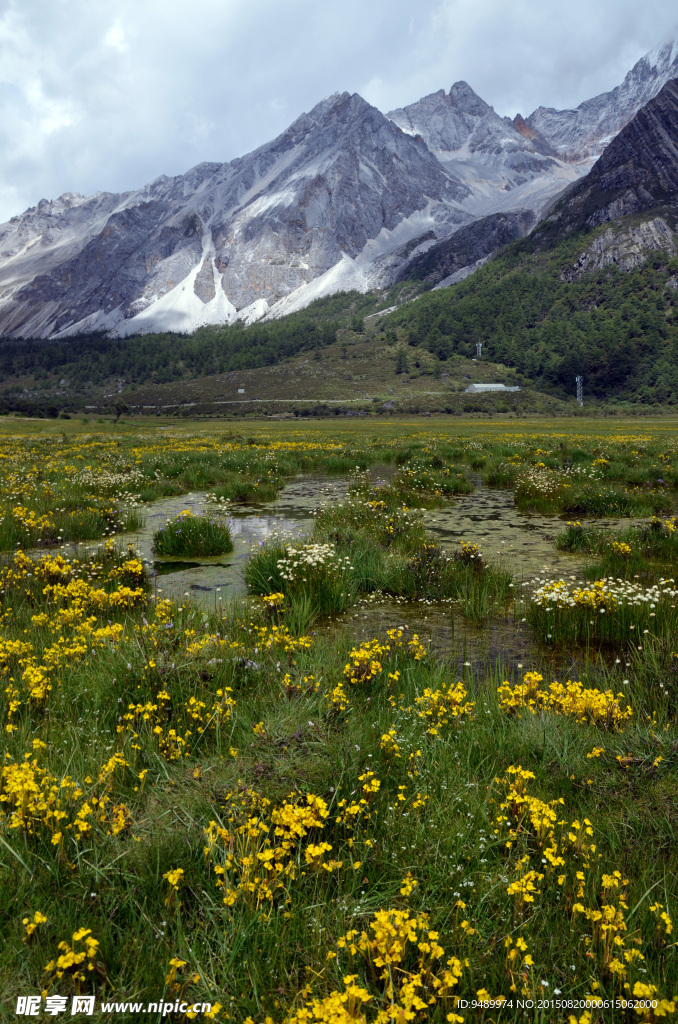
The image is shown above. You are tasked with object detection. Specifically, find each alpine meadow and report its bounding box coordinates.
[2,12,678,1024]
[0,418,677,1023]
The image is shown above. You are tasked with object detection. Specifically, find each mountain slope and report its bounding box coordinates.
[383,72,678,405]
[526,39,678,159]
[0,93,470,340]
[383,227,678,404]
[394,210,536,287]
[387,81,584,220]
[0,39,676,341]
[4,63,678,412]
[541,77,678,235]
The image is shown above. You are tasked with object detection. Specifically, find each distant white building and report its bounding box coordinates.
[464,383,521,393]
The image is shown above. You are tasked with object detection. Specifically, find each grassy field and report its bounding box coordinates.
[3,322,578,420]
[113,335,556,419]
[0,418,677,1022]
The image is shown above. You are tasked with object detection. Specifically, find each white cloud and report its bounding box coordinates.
[0,0,676,221]
[104,20,128,53]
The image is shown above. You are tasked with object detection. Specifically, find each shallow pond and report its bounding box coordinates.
[339,595,625,685]
[109,476,351,605]
[412,482,645,677]
[38,471,649,677]
[422,482,645,583]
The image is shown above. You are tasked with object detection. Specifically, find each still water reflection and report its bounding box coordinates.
[56,471,647,677]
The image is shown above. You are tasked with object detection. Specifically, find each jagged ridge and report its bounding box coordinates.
[0,37,676,340]
[0,93,471,339]
[542,77,678,235]
[526,39,678,159]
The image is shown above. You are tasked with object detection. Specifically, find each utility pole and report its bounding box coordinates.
[476,342,482,359]
[575,375,584,407]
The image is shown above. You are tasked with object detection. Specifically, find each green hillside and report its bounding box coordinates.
[383,222,678,406]
[0,290,379,391]
[1,213,678,415]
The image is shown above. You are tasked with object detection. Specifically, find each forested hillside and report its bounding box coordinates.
[0,291,379,390]
[2,218,678,413]
[384,228,678,405]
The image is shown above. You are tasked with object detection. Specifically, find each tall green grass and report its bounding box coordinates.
[3,574,676,1017]
[246,487,513,628]
[152,512,233,557]
[2,423,678,1019]
[556,516,678,581]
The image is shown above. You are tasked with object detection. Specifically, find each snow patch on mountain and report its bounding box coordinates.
[116,233,238,336]
[0,37,675,339]
[265,255,369,320]
[238,298,270,325]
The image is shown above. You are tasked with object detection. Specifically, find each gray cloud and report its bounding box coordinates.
[0,0,676,221]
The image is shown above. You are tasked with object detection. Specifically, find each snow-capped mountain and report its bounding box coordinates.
[526,39,678,159]
[543,77,678,236]
[0,93,471,339]
[0,38,676,340]
[387,81,584,221]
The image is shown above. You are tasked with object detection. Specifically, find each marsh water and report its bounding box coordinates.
[56,469,649,678]
[111,475,350,604]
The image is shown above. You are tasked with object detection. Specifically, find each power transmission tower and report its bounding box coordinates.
[575,375,584,407]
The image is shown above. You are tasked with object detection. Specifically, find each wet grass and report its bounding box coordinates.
[244,539,357,623]
[247,484,513,630]
[1,418,676,554]
[3,559,677,1017]
[0,503,143,550]
[389,458,474,508]
[515,478,672,517]
[1,420,678,1021]
[556,516,678,581]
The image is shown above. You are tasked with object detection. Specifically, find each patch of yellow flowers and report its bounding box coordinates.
[0,746,132,847]
[498,671,633,729]
[492,767,675,1016]
[413,682,475,735]
[203,786,372,914]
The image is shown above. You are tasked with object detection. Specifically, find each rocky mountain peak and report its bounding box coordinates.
[387,79,561,170]
[526,35,678,158]
[542,77,678,235]
[387,77,575,223]
[313,90,368,115]
[289,91,375,135]
[0,83,472,338]
[387,83,493,152]
[448,81,492,117]
[1,37,676,340]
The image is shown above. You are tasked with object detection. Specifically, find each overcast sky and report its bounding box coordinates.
[0,0,676,222]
